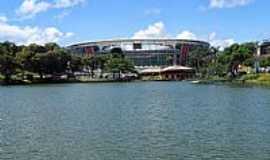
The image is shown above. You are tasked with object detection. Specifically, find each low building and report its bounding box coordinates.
[139,66,195,81]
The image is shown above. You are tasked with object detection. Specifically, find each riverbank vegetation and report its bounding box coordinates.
[239,73,270,86]
[0,41,135,84]
[193,42,257,78]
[190,42,270,86]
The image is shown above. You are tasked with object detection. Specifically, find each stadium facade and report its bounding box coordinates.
[68,39,210,67]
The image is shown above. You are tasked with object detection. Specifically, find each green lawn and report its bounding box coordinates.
[242,73,270,86]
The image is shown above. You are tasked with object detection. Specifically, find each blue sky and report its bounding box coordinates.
[0,0,269,48]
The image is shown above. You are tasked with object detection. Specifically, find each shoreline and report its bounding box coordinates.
[1,76,270,87]
[0,79,136,86]
[194,79,270,87]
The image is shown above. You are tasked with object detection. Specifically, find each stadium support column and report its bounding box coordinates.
[173,51,177,66]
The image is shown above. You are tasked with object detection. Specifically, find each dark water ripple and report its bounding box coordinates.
[1,82,270,160]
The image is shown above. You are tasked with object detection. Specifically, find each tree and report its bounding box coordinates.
[0,54,18,83]
[45,43,61,52]
[0,42,89,83]
[111,48,124,58]
[215,42,257,77]
[82,56,99,77]
[260,57,270,67]
[188,46,213,74]
[69,56,83,73]
[28,43,47,53]
[0,41,20,56]
[0,42,21,83]
[105,57,135,79]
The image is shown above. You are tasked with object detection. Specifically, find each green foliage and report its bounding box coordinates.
[0,41,21,56]
[257,74,270,81]
[188,46,211,69]
[190,42,258,79]
[242,74,260,81]
[32,52,70,75]
[0,42,76,82]
[214,42,257,77]
[105,57,135,73]
[69,56,82,72]
[243,57,255,67]
[260,57,270,67]
[0,42,22,82]
[44,43,61,51]
[241,74,270,86]
[0,54,18,82]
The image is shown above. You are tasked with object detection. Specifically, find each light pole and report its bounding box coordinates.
[255,42,262,73]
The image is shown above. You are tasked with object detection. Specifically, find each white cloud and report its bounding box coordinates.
[0,19,73,45]
[208,32,235,50]
[16,0,85,18]
[177,31,197,40]
[176,31,235,49]
[0,16,8,23]
[54,0,85,8]
[132,22,169,39]
[209,0,253,8]
[132,21,235,50]
[65,32,74,37]
[16,0,51,18]
[144,8,161,16]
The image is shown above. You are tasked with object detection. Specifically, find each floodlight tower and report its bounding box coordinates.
[255,41,263,73]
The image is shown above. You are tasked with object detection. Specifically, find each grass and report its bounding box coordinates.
[257,73,270,81]
[242,73,270,86]
[198,74,270,87]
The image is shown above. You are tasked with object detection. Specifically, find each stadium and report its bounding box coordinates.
[68,39,210,67]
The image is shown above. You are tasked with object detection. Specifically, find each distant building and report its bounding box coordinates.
[67,39,210,67]
[255,41,270,72]
[258,41,270,57]
[139,66,195,81]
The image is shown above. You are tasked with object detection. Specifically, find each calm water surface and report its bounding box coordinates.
[1,82,270,160]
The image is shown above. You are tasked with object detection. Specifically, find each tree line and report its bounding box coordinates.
[0,42,135,83]
[188,42,270,79]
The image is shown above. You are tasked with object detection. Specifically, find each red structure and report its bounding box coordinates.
[180,44,190,66]
[85,47,95,57]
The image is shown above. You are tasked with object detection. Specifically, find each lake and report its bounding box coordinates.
[1,82,270,160]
